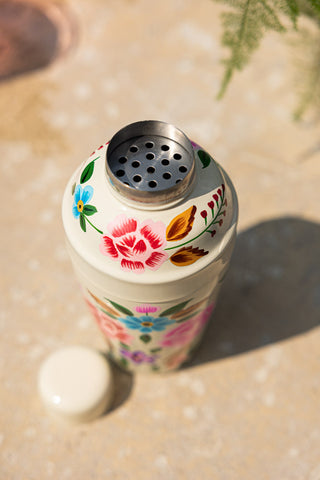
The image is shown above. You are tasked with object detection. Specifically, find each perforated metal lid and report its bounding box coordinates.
[106,121,195,205]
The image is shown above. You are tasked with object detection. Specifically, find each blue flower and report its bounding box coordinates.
[119,315,175,333]
[72,184,94,218]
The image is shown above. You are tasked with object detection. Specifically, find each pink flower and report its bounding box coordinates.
[135,304,159,313]
[86,300,133,344]
[160,303,215,348]
[99,214,168,274]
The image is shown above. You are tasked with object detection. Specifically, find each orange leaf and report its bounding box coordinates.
[87,290,119,316]
[171,298,208,319]
[170,246,208,266]
[166,205,197,241]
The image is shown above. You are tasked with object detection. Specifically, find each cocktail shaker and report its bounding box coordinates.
[62,121,238,373]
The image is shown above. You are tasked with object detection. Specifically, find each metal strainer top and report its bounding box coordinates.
[106,121,195,205]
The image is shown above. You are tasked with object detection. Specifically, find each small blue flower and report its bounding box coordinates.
[72,185,94,218]
[119,315,175,333]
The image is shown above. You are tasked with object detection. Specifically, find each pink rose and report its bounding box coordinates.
[99,214,168,273]
[86,300,132,344]
[161,303,215,348]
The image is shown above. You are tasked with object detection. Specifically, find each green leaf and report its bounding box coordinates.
[80,161,94,184]
[151,365,160,371]
[293,28,320,120]
[150,347,162,353]
[305,0,320,19]
[197,150,212,169]
[71,182,76,195]
[215,0,286,98]
[160,300,190,317]
[279,0,299,28]
[140,334,152,344]
[105,299,134,316]
[79,214,86,232]
[83,205,97,216]
[120,342,130,350]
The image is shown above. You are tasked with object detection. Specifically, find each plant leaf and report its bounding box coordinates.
[278,0,299,28]
[159,300,190,317]
[166,205,197,241]
[140,334,152,343]
[197,150,212,168]
[71,182,76,195]
[83,204,97,216]
[293,28,320,120]
[305,0,320,19]
[79,213,86,232]
[80,161,95,184]
[120,342,130,350]
[105,299,134,316]
[170,246,208,266]
[215,0,286,98]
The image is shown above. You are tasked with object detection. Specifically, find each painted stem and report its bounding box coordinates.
[85,216,103,234]
[165,191,225,251]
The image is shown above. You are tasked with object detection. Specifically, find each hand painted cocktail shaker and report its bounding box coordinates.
[62,121,238,373]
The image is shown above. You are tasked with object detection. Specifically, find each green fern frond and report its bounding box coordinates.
[215,0,299,98]
[293,28,320,119]
[276,0,300,27]
[305,0,320,19]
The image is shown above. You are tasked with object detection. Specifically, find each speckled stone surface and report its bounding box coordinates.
[1,0,320,478]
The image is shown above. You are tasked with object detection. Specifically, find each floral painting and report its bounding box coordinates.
[72,147,228,274]
[99,215,168,273]
[85,291,215,372]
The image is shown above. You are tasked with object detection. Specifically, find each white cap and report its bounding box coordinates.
[38,346,114,423]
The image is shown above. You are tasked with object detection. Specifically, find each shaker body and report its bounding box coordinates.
[62,121,238,372]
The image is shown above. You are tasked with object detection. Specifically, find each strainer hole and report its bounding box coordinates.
[133,175,142,183]
[174,153,182,160]
[179,165,188,173]
[147,166,155,174]
[163,172,171,180]
[161,159,169,166]
[161,145,169,151]
[116,169,125,177]
[119,156,127,164]
[176,179,182,184]
[146,153,155,160]
[131,161,140,168]
[130,145,138,153]
[145,142,154,149]
[148,180,157,188]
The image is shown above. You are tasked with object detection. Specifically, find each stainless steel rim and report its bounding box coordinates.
[106,120,195,205]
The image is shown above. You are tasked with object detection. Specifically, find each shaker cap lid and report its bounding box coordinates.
[106,120,195,206]
[38,346,114,423]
